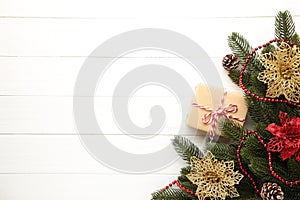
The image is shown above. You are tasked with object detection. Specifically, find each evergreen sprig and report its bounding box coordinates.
[228,33,262,72]
[206,143,237,162]
[287,158,300,179]
[275,10,296,41]
[152,10,300,200]
[291,33,300,46]
[151,188,190,200]
[245,96,277,124]
[228,32,252,63]
[228,69,251,88]
[218,119,246,142]
[172,136,203,164]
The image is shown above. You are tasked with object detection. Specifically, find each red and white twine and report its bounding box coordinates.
[192,91,245,142]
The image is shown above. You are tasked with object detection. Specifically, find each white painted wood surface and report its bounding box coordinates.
[0,0,300,199]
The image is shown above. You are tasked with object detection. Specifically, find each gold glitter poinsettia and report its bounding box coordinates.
[186,152,243,200]
[257,42,300,103]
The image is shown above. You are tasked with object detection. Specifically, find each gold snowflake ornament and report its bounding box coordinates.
[257,42,300,103]
[186,152,243,200]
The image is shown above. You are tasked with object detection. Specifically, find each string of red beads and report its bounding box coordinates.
[239,38,300,108]
[162,129,300,198]
[236,130,300,196]
[160,180,199,198]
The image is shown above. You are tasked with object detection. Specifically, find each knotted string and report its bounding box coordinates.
[192,91,245,142]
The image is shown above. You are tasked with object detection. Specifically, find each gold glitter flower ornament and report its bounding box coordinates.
[186,152,243,200]
[257,42,300,103]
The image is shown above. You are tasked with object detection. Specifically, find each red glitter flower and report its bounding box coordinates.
[267,111,300,161]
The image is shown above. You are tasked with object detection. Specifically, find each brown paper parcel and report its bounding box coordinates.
[186,84,248,134]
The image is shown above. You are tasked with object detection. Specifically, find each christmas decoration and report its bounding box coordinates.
[152,10,300,200]
[239,38,300,108]
[191,91,245,142]
[267,111,300,161]
[261,182,284,200]
[222,54,240,71]
[237,130,300,190]
[186,84,247,142]
[186,152,243,200]
[257,42,300,103]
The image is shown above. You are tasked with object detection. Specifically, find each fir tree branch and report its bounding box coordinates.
[177,173,198,200]
[206,143,237,162]
[291,33,300,46]
[177,179,198,198]
[277,103,300,119]
[227,69,251,88]
[179,166,191,176]
[151,188,190,200]
[172,136,203,164]
[248,157,270,178]
[240,136,267,159]
[287,158,300,179]
[227,69,241,86]
[235,177,257,198]
[248,74,267,97]
[245,96,277,124]
[228,32,252,63]
[152,10,300,200]
[261,44,275,54]
[255,122,272,139]
[219,118,246,142]
[275,10,296,41]
[228,32,262,72]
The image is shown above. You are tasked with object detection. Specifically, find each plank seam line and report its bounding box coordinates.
[0,15,297,19]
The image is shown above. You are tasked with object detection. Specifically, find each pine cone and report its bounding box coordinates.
[222,54,240,71]
[261,182,284,200]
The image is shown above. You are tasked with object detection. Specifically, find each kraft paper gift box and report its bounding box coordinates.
[186,84,248,134]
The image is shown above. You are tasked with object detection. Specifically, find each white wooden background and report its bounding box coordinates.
[1,0,300,199]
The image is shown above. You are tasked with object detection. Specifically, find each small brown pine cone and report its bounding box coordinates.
[222,54,240,71]
[261,182,284,200]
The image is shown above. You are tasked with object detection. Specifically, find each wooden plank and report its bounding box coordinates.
[0,0,299,18]
[0,135,206,174]
[0,57,241,96]
[0,96,208,134]
[0,2,295,200]
[0,174,177,200]
[0,17,285,57]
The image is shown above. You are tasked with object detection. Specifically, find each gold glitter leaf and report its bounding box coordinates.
[186,152,243,200]
[257,42,300,103]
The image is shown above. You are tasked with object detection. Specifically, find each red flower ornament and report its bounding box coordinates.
[267,111,300,161]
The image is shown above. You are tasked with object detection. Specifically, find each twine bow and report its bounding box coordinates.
[192,91,245,142]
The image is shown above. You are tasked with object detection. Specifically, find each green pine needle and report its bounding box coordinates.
[172,136,203,164]
[227,69,251,88]
[248,157,270,178]
[219,118,246,142]
[152,11,300,200]
[275,10,296,41]
[254,122,272,139]
[291,33,300,46]
[228,32,262,72]
[206,143,237,162]
[261,44,275,54]
[245,95,277,124]
[151,188,190,200]
[228,32,252,64]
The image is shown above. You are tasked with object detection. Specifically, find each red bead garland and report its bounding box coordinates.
[236,130,300,196]
[239,38,300,108]
[160,180,200,198]
[162,128,300,199]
